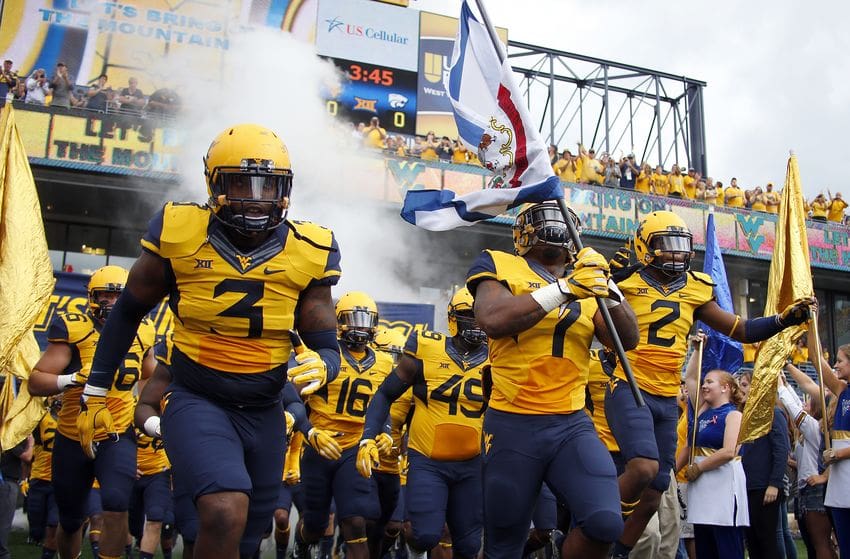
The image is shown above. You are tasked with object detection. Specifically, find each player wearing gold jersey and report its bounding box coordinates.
[30,266,156,559]
[605,210,814,558]
[26,400,59,557]
[80,124,342,559]
[359,288,488,559]
[294,292,391,559]
[466,202,639,559]
[129,429,171,559]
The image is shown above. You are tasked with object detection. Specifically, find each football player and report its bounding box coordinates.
[605,210,813,558]
[368,326,413,558]
[293,292,391,559]
[128,427,171,559]
[26,398,60,559]
[30,265,156,559]
[78,124,342,559]
[358,287,489,559]
[465,201,639,558]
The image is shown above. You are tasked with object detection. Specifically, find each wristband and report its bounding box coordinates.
[56,374,76,390]
[530,282,569,313]
[143,416,162,438]
[81,384,107,399]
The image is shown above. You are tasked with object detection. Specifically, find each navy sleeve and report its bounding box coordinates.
[281,383,311,435]
[769,408,791,488]
[362,373,410,441]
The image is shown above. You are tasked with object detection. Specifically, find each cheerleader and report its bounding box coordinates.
[681,333,748,559]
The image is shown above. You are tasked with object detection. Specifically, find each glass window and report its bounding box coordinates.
[44,221,69,252]
[108,228,145,258]
[64,252,107,275]
[746,280,766,319]
[49,250,65,271]
[106,255,137,270]
[67,224,109,256]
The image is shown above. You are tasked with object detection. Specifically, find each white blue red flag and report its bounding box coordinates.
[400,1,563,231]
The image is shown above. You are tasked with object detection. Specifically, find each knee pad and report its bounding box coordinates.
[452,531,482,558]
[409,531,440,553]
[99,488,131,512]
[581,510,624,544]
[58,514,85,536]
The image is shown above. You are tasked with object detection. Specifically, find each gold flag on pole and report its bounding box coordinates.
[0,104,55,449]
[0,332,47,450]
[738,153,813,443]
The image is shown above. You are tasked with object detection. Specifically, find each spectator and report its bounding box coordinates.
[11,80,27,102]
[828,192,848,223]
[578,144,603,185]
[49,62,75,109]
[668,164,685,198]
[809,193,828,222]
[715,180,726,207]
[750,187,767,212]
[635,162,651,194]
[764,182,781,214]
[548,144,558,166]
[0,59,17,106]
[603,156,621,187]
[725,178,745,208]
[117,77,146,114]
[139,87,180,141]
[86,74,113,112]
[451,139,469,164]
[704,180,720,206]
[695,178,707,202]
[388,135,409,158]
[554,150,578,183]
[0,432,34,559]
[25,69,50,105]
[620,154,639,190]
[436,135,454,161]
[418,131,439,161]
[362,116,387,150]
[650,165,668,196]
[684,168,698,199]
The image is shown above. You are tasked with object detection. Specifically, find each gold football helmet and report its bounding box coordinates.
[88,265,128,322]
[336,292,379,346]
[512,202,581,259]
[204,123,293,232]
[447,287,487,346]
[633,211,693,275]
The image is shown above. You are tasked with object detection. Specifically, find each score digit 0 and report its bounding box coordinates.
[394,111,405,128]
[326,100,338,116]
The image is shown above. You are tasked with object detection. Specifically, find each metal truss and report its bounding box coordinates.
[507,40,708,175]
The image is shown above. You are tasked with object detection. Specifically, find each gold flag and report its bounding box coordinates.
[0,104,54,373]
[0,331,47,450]
[738,154,813,443]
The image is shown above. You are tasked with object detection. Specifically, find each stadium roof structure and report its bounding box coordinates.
[507,40,708,175]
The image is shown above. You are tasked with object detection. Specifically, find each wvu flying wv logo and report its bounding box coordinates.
[483,432,493,454]
[326,17,345,32]
[353,97,378,113]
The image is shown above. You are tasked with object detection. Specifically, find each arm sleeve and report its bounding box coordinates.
[743,315,784,343]
[362,373,410,441]
[300,329,341,384]
[87,289,157,389]
[281,383,311,435]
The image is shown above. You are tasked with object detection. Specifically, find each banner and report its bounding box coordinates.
[0,0,317,95]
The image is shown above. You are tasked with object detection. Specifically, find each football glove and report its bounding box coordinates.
[284,411,295,438]
[559,248,610,300]
[77,388,119,460]
[284,432,303,485]
[19,479,29,497]
[56,371,86,391]
[609,240,643,282]
[778,297,815,327]
[307,428,342,461]
[356,439,381,479]
[375,432,393,457]
[288,350,328,396]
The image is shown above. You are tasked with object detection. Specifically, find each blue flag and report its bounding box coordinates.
[697,212,744,376]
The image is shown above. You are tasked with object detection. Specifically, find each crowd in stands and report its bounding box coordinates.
[346,114,850,226]
[0,59,180,119]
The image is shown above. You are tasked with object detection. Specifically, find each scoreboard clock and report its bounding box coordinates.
[323,57,418,136]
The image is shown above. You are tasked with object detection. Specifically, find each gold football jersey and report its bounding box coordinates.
[136,429,170,475]
[306,346,394,451]
[467,250,597,414]
[48,313,155,440]
[616,270,714,397]
[30,413,57,482]
[405,331,488,461]
[141,203,341,374]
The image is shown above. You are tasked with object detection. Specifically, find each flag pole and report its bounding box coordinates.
[472,0,644,407]
[810,310,832,452]
[688,335,704,466]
